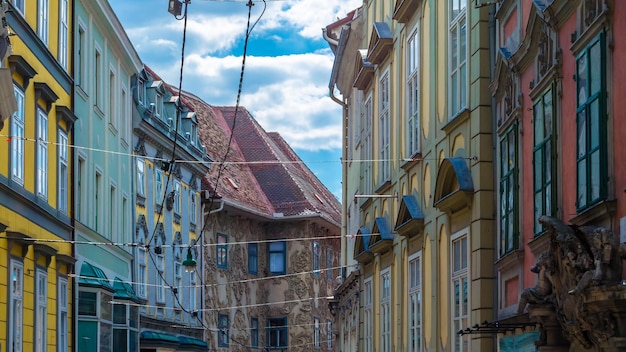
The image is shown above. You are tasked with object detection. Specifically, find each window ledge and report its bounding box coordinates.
[136,194,146,207]
[108,122,118,135]
[442,108,470,135]
[400,152,422,171]
[94,105,104,119]
[570,199,616,226]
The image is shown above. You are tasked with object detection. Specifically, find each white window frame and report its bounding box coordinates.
[451,229,469,352]
[313,241,321,276]
[121,84,129,143]
[380,267,391,352]
[95,170,103,232]
[37,0,49,45]
[58,0,69,69]
[174,260,182,307]
[109,68,117,128]
[363,276,373,352]
[10,259,24,352]
[327,320,333,350]
[37,108,48,199]
[155,92,163,118]
[77,24,87,90]
[35,269,48,352]
[76,155,86,221]
[408,251,422,352]
[109,183,116,240]
[137,245,148,298]
[95,45,103,109]
[137,78,145,105]
[174,181,182,214]
[155,169,163,203]
[57,277,69,352]
[363,94,373,195]
[190,190,197,224]
[189,272,197,312]
[407,26,420,156]
[136,158,145,196]
[58,130,69,213]
[314,317,321,349]
[12,0,25,14]
[448,0,468,118]
[11,85,25,184]
[378,70,391,182]
[156,253,165,303]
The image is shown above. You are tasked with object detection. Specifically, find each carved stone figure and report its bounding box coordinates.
[526,216,626,348]
[517,252,554,314]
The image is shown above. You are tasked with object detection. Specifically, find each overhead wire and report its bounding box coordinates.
[112,294,334,312]
[146,0,192,250]
[66,262,358,289]
[0,232,370,248]
[1,133,476,165]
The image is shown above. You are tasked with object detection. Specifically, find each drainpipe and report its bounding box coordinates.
[323,25,349,274]
[328,85,348,273]
[322,27,339,47]
[488,0,499,330]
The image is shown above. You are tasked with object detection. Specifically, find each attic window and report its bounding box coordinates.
[226,177,239,190]
[314,194,324,204]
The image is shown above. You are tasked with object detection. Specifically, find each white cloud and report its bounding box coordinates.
[109,0,354,191]
[252,0,362,39]
[172,52,343,151]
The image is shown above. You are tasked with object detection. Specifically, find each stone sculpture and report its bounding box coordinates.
[517,252,554,314]
[523,216,626,349]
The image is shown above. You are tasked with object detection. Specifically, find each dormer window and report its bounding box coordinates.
[155,93,163,118]
[190,122,198,146]
[137,79,145,105]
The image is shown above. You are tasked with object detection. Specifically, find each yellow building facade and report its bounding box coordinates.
[328,0,496,351]
[0,0,75,351]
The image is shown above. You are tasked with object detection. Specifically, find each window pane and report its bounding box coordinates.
[578,159,587,208]
[534,103,543,142]
[113,329,128,352]
[591,151,600,201]
[113,304,126,324]
[460,21,467,62]
[270,253,285,273]
[590,41,601,95]
[577,111,586,158]
[544,91,553,136]
[577,54,588,105]
[590,99,600,149]
[78,292,97,316]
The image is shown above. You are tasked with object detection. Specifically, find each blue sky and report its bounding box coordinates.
[109,0,361,199]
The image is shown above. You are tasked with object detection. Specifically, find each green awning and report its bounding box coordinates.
[178,335,209,348]
[78,262,114,291]
[113,277,140,302]
[140,330,180,344]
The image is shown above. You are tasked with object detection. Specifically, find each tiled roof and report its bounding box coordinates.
[183,95,341,225]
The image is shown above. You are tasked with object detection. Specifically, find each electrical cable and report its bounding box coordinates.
[0,233,381,250]
[146,0,192,249]
[67,262,357,289]
[194,0,264,245]
[112,294,334,312]
[2,133,475,164]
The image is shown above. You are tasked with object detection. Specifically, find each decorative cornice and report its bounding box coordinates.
[34,81,59,112]
[393,0,421,24]
[7,54,37,88]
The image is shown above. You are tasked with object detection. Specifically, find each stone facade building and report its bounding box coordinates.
[184,94,342,351]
